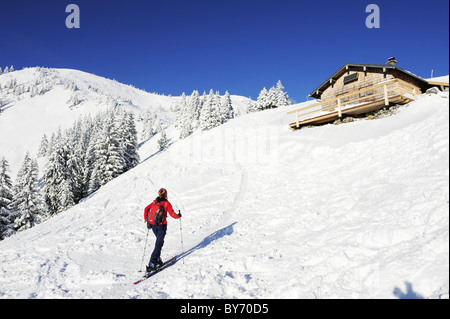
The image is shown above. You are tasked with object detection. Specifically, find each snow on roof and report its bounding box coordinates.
[426,75,449,84]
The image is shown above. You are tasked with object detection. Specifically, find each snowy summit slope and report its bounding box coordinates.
[0,67,173,177]
[0,83,449,298]
[0,67,249,177]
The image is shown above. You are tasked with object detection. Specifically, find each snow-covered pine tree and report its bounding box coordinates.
[158,128,169,151]
[200,89,221,131]
[179,116,192,139]
[43,135,75,216]
[201,91,207,108]
[67,94,80,109]
[83,121,100,196]
[140,110,155,141]
[176,92,193,139]
[256,87,270,111]
[215,91,223,122]
[0,157,13,210]
[234,105,241,117]
[222,91,234,121]
[252,81,291,112]
[274,80,290,107]
[175,92,188,129]
[267,87,278,109]
[47,132,57,157]
[65,123,87,204]
[12,154,43,232]
[218,92,228,124]
[85,111,108,192]
[154,117,162,134]
[0,206,13,240]
[189,90,201,129]
[37,134,49,157]
[88,112,125,193]
[118,111,140,172]
[0,157,14,240]
[246,97,256,113]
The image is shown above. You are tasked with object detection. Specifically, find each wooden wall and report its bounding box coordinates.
[319,66,423,110]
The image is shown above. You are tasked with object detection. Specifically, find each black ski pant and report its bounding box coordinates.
[150,224,167,263]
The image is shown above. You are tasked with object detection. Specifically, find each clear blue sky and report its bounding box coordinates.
[1,0,448,102]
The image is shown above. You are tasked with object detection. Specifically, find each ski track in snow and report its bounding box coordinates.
[0,82,449,298]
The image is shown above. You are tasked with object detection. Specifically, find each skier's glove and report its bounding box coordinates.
[178,212,182,218]
[146,221,152,229]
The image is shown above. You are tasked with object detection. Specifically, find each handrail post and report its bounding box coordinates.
[337,98,342,117]
[384,84,389,106]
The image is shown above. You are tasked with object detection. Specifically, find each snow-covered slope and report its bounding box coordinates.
[0,67,250,177]
[0,86,448,299]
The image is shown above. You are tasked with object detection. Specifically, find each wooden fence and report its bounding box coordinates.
[288,78,420,129]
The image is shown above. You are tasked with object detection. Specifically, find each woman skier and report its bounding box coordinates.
[144,188,181,271]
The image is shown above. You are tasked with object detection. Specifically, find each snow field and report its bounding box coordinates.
[0,68,448,298]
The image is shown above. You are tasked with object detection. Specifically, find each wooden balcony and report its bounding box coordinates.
[288,79,420,129]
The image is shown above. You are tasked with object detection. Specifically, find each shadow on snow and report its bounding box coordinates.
[176,222,237,261]
[393,281,424,299]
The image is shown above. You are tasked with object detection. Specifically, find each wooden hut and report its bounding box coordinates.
[288,58,433,129]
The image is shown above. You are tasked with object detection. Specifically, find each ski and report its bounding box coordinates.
[133,255,177,285]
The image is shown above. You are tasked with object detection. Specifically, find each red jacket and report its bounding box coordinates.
[144,199,180,225]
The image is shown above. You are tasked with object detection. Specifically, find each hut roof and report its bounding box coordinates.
[309,63,429,99]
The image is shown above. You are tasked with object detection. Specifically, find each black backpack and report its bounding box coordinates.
[148,200,166,226]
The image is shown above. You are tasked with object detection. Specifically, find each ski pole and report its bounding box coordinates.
[139,228,150,272]
[179,210,184,264]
